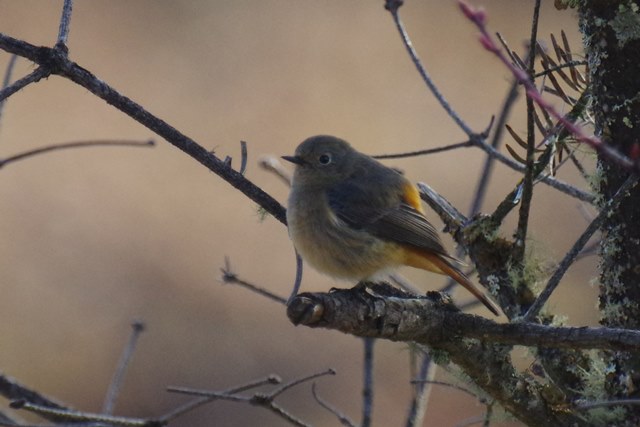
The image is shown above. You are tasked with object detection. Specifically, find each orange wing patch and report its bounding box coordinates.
[401,182,426,214]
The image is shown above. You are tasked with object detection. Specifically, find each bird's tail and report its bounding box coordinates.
[403,250,501,316]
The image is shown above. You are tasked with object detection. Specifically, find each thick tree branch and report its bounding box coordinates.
[287,283,600,426]
[287,284,640,352]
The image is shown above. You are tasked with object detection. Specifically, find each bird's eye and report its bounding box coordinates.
[318,153,332,165]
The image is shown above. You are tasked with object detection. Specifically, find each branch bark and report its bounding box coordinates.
[580,2,640,424]
[287,283,640,352]
[287,283,606,426]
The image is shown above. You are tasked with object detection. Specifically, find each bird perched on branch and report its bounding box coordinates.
[283,135,500,316]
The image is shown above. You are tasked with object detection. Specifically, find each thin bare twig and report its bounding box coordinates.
[0,66,51,104]
[473,136,594,203]
[490,146,552,225]
[372,141,471,159]
[259,155,293,186]
[171,387,310,426]
[495,32,521,69]
[221,257,287,305]
[56,0,74,46]
[0,139,155,169]
[286,251,303,305]
[514,0,542,263]
[0,54,18,127]
[268,369,336,400]
[361,338,374,427]
[384,0,474,137]
[470,80,520,215]
[9,400,157,427]
[160,375,281,422]
[169,370,335,427]
[257,404,310,427]
[0,56,17,90]
[311,383,357,427]
[523,175,639,321]
[374,132,594,204]
[168,385,312,427]
[102,320,146,415]
[239,140,248,175]
[567,148,590,181]
[165,388,245,401]
[259,153,304,304]
[440,79,521,294]
[404,352,433,427]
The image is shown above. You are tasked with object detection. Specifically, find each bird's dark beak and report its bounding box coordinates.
[281,155,306,166]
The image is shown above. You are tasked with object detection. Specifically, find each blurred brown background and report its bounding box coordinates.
[0,1,595,426]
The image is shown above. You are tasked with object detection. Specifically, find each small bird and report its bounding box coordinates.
[282,135,500,316]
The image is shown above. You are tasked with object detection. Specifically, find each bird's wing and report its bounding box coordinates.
[327,177,450,257]
[328,175,499,315]
[365,202,450,256]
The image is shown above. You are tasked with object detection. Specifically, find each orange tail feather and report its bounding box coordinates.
[403,249,500,316]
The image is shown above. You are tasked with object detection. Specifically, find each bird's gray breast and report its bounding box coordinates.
[286,185,398,280]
